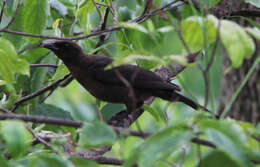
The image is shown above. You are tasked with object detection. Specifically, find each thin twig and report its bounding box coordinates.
[133,0,153,23]
[95,2,109,8]
[202,23,220,107]
[230,10,260,17]
[30,64,58,68]
[26,125,52,148]
[95,7,110,49]
[0,113,83,127]
[110,0,118,24]
[59,75,74,87]
[12,74,71,112]
[0,0,7,24]
[78,152,124,166]
[0,107,11,113]
[0,26,120,40]
[92,0,103,27]
[2,0,22,30]
[18,42,42,55]
[132,0,183,23]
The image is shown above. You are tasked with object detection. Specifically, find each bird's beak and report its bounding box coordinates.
[41,40,58,51]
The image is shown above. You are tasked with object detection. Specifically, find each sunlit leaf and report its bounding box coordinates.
[78,0,95,33]
[0,38,29,85]
[143,105,163,122]
[163,54,188,66]
[246,27,260,40]
[117,22,148,33]
[157,26,174,33]
[220,20,255,68]
[181,15,218,52]
[111,52,165,69]
[53,18,64,37]
[52,64,70,81]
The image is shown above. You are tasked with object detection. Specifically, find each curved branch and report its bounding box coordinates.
[12,74,71,112]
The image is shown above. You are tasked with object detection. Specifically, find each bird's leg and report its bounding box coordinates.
[137,101,144,108]
[126,102,137,114]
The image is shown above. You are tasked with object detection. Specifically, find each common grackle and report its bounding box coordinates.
[41,40,208,113]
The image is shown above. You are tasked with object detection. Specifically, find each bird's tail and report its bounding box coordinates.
[156,91,212,114]
[173,92,211,113]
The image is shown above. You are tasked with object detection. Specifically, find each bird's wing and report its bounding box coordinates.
[88,57,180,91]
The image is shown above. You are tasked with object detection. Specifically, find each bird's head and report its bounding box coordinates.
[41,40,83,62]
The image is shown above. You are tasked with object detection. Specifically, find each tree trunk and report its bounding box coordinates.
[214,0,260,124]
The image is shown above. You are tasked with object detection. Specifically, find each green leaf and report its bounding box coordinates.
[199,0,222,7]
[201,150,240,167]
[3,5,25,49]
[36,153,74,167]
[246,27,260,40]
[117,22,148,33]
[142,105,162,122]
[79,121,117,148]
[0,80,7,86]
[16,153,74,167]
[0,38,29,85]
[0,120,32,158]
[78,0,95,34]
[220,20,255,68]
[111,52,165,69]
[30,54,56,108]
[101,103,125,121]
[181,15,218,52]
[52,64,70,81]
[71,156,99,167]
[245,0,260,8]
[30,103,72,119]
[24,0,48,42]
[199,119,254,167]
[0,154,9,167]
[125,122,193,167]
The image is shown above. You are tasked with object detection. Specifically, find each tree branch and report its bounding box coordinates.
[0,112,217,149]
[12,74,71,112]
[30,64,58,68]
[230,10,260,17]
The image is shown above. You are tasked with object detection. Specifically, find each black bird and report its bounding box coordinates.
[41,40,207,113]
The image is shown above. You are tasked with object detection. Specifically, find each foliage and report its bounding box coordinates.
[0,0,259,167]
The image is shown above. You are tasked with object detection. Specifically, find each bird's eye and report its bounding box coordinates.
[64,43,69,47]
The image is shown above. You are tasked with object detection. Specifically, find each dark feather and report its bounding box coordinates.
[88,55,181,91]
